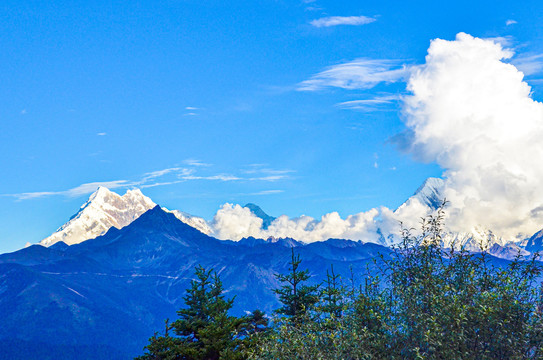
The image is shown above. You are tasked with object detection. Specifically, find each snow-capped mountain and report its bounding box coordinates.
[36,179,543,261]
[39,187,216,247]
[162,208,212,235]
[410,177,445,211]
[40,187,156,246]
[394,177,530,259]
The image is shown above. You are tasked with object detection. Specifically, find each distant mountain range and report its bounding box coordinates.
[2,179,542,359]
[0,206,389,359]
[37,179,543,259]
[0,178,543,360]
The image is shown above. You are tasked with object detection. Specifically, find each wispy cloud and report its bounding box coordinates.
[241,165,294,181]
[184,159,212,167]
[506,19,517,26]
[483,35,514,48]
[249,190,284,196]
[9,180,133,200]
[6,162,293,200]
[97,132,107,136]
[185,106,198,110]
[336,94,399,111]
[64,181,132,197]
[20,109,27,115]
[242,166,294,176]
[511,54,543,76]
[142,167,190,182]
[249,175,289,181]
[184,112,198,116]
[310,15,376,28]
[140,181,184,189]
[298,59,409,91]
[182,174,241,181]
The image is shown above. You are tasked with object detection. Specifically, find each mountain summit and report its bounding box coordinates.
[244,203,276,229]
[409,177,445,210]
[40,187,156,246]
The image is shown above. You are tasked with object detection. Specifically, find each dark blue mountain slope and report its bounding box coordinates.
[0,206,444,359]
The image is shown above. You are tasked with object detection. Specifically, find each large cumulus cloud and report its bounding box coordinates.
[404,32,543,239]
[207,33,543,244]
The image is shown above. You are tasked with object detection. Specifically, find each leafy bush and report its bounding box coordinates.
[139,204,543,359]
[252,204,543,359]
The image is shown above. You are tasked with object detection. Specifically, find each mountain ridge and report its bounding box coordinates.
[0,206,391,359]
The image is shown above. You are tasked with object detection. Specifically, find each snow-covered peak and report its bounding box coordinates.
[412,177,445,210]
[40,187,156,247]
[162,208,212,235]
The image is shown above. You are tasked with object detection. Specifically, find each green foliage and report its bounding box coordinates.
[136,265,268,360]
[273,248,319,320]
[140,204,543,359]
[253,203,543,359]
[318,265,345,319]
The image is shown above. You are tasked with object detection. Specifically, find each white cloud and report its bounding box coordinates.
[184,112,198,116]
[483,36,514,48]
[97,132,107,136]
[249,175,288,181]
[10,180,133,200]
[185,106,198,110]
[6,162,292,201]
[511,54,543,76]
[402,32,543,239]
[336,94,399,111]
[142,167,187,182]
[249,190,284,195]
[63,181,132,197]
[11,191,58,200]
[298,59,409,91]
[209,203,386,244]
[310,15,376,28]
[182,174,241,181]
[183,159,212,167]
[211,204,264,240]
[506,19,517,26]
[6,167,189,200]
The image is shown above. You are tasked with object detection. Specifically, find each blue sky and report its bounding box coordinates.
[2,0,543,253]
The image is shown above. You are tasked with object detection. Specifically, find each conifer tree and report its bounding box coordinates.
[319,265,344,318]
[137,265,267,360]
[136,319,179,360]
[273,248,319,320]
